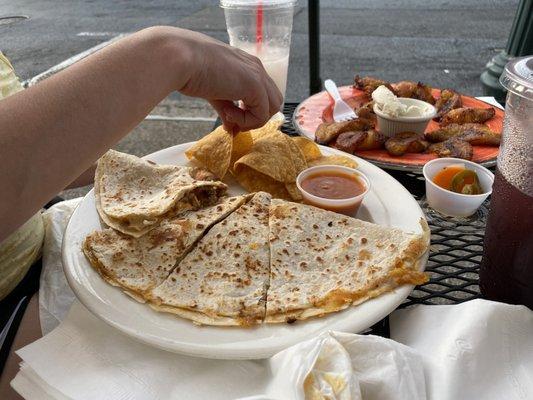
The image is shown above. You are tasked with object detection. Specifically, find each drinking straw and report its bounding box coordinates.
[256,1,263,54]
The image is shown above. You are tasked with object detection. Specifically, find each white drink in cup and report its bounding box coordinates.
[231,42,290,98]
[220,0,296,101]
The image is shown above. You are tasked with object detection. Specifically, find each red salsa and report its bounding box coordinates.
[301,170,366,199]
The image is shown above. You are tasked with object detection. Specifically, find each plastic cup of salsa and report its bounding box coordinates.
[296,165,370,216]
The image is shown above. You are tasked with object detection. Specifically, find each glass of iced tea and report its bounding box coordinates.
[479,56,533,309]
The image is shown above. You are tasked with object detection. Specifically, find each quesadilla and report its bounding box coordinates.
[266,199,429,323]
[83,195,247,301]
[94,150,227,237]
[150,192,272,326]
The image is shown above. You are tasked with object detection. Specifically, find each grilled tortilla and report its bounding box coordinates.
[94,150,227,237]
[266,199,429,323]
[83,195,247,301]
[150,192,271,326]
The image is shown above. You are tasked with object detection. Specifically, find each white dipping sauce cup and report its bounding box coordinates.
[373,98,436,137]
[423,158,494,217]
[296,165,371,216]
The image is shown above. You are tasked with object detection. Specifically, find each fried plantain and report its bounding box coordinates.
[315,119,373,145]
[435,89,462,120]
[428,139,473,160]
[357,129,386,150]
[356,101,377,127]
[331,131,366,153]
[426,123,485,142]
[384,132,429,156]
[426,123,500,146]
[392,81,436,104]
[353,76,435,104]
[332,129,386,154]
[440,107,495,126]
[458,128,501,146]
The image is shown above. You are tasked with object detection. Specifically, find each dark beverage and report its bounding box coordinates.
[481,56,533,308]
[480,170,533,307]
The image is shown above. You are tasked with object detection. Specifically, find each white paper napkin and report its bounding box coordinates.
[390,299,533,400]
[40,198,82,335]
[14,299,533,400]
[11,302,426,400]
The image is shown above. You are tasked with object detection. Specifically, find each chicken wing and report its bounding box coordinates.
[392,81,436,104]
[384,132,429,156]
[315,119,373,145]
[440,107,495,126]
[428,139,473,160]
[435,89,462,120]
[354,75,393,97]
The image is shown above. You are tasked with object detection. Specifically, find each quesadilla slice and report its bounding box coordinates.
[82,195,248,301]
[150,192,272,326]
[266,199,430,323]
[94,150,227,237]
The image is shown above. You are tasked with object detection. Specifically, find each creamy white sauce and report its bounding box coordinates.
[372,85,431,118]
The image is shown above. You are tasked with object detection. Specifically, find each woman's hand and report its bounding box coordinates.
[158,27,283,132]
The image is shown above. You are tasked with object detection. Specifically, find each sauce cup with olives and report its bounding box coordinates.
[423,158,494,217]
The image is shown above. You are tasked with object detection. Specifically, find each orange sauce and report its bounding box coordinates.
[433,165,464,190]
[301,170,366,200]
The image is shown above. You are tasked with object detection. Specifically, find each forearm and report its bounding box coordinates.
[0,27,186,241]
[0,25,281,241]
[65,164,96,189]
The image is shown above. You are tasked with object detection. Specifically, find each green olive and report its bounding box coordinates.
[460,183,482,195]
[451,169,482,195]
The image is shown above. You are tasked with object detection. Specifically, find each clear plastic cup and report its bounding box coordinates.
[480,55,533,308]
[220,0,297,100]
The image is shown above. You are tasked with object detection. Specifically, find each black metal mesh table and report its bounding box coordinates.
[281,102,486,335]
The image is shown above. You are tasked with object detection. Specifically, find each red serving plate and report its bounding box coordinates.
[293,85,504,172]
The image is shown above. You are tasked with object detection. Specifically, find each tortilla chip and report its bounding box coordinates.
[284,134,308,174]
[233,164,292,200]
[292,137,322,162]
[285,182,303,201]
[249,118,284,140]
[230,130,253,168]
[308,155,358,169]
[234,130,298,184]
[230,118,285,171]
[185,126,233,179]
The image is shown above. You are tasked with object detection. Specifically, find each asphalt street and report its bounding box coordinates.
[0,0,519,197]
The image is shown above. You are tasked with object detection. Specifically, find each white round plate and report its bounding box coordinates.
[63,142,428,360]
